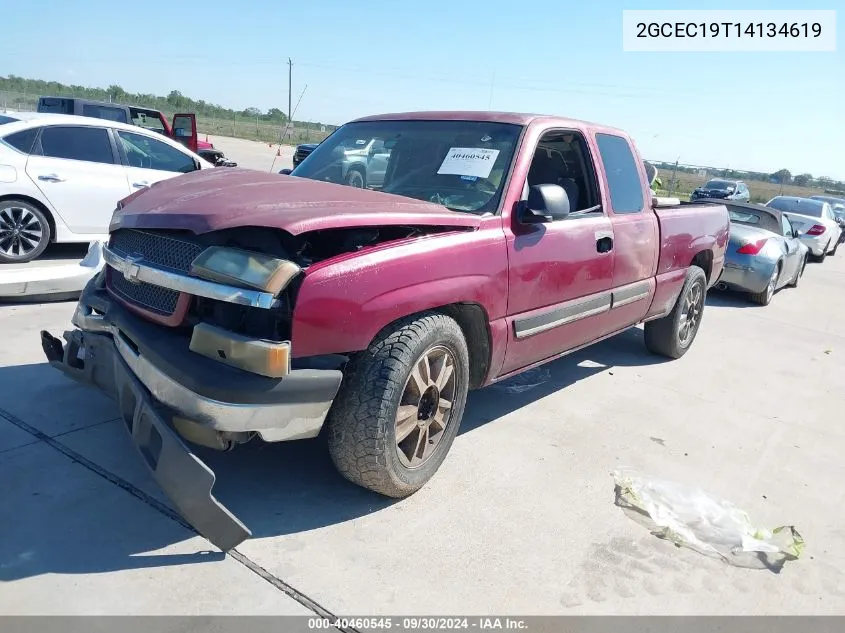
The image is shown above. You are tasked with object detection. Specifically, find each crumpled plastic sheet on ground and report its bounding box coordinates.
[491,367,552,394]
[612,469,804,572]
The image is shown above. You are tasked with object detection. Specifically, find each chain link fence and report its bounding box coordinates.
[646,160,831,204]
[0,90,331,146]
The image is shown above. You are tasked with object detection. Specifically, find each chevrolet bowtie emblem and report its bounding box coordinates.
[124,255,143,284]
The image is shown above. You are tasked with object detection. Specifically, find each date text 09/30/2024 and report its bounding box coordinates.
[308,617,528,630]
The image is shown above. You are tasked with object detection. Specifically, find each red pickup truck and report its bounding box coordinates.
[41,111,729,551]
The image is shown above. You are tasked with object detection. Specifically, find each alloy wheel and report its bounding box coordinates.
[394,345,457,469]
[678,282,703,346]
[0,205,44,259]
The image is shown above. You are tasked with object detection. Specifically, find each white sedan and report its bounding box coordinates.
[0,112,213,263]
[765,196,843,262]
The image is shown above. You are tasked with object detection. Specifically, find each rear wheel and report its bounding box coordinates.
[644,265,707,359]
[0,199,51,264]
[830,240,839,256]
[812,242,829,263]
[788,256,806,288]
[326,312,470,498]
[750,263,781,305]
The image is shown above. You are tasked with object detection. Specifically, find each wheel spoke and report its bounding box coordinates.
[431,409,447,433]
[409,362,427,395]
[395,416,418,444]
[434,357,454,390]
[413,426,428,461]
[18,233,38,251]
[0,209,14,228]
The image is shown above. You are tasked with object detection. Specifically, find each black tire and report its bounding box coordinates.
[0,199,51,264]
[749,262,781,306]
[326,312,470,498]
[644,266,707,359]
[830,240,839,256]
[788,256,806,288]
[812,242,829,263]
[345,167,366,188]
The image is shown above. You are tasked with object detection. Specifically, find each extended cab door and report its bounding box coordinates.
[171,113,198,153]
[500,128,616,375]
[592,131,659,335]
[25,124,131,236]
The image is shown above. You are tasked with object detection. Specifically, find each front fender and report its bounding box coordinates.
[290,227,509,358]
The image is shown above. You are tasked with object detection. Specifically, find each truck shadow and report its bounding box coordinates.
[0,325,667,580]
[705,288,784,309]
[206,325,666,538]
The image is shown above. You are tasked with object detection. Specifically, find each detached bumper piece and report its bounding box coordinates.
[40,327,251,552]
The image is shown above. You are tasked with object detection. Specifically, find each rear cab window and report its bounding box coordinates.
[81,104,129,124]
[595,132,644,214]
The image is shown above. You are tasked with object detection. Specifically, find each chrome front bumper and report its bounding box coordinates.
[68,302,341,442]
[42,324,251,551]
[40,286,345,551]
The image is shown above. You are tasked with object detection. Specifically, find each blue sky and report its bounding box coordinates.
[2,0,843,179]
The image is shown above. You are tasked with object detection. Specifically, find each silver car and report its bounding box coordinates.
[715,202,809,305]
[765,196,842,261]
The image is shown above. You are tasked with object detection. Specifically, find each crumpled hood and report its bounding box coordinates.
[110,168,481,236]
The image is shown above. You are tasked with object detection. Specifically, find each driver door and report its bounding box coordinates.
[115,129,200,192]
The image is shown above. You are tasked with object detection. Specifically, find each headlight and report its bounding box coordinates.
[190,246,301,295]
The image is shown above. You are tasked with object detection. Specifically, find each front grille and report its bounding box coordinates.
[107,229,205,318]
[109,229,204,273]
[109,273,180,315]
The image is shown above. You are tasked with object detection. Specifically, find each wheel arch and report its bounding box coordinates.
[689,249,713,283]
[0,193,57,243]
[366,302,493,390]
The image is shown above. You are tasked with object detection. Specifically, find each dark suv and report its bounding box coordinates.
[690,179,750,203]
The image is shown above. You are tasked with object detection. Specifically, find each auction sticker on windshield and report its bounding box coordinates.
[438,147,500,179]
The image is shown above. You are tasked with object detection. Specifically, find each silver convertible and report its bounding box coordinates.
[714,201,809,306]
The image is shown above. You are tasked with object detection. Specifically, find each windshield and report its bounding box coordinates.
[291,120,523,214]
[704,179,734,190]
[766,197,823,218]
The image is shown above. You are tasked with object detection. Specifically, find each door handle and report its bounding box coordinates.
[37,174,65,183]
[595,231,613,253]
[132,181,150,189]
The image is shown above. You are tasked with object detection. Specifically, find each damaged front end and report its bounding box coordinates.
[38,222,456,550]
[41,291,253,552]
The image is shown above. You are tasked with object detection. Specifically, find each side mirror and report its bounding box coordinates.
[279,168,293,175]
[518,184,570,224]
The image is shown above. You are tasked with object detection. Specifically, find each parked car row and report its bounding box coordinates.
[709,194,843,306]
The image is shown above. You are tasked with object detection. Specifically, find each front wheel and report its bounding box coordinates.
[749,263,781,305]
[345,168,366,188]
[644,266,707,359]
[326,312,470,498]
[0,199,51,264]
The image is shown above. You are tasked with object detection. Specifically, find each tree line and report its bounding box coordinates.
[652,162,844,191]
[0,74,336,131]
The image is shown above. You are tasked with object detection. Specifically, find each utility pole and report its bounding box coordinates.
[287,58,293,140]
